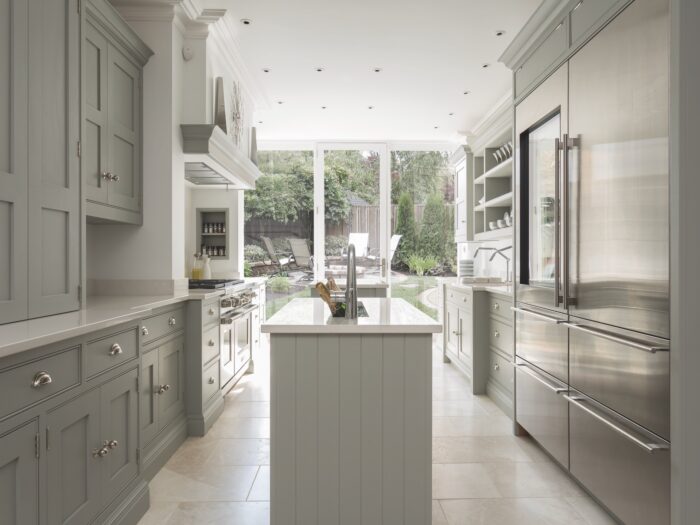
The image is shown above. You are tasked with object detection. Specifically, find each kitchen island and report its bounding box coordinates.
[262,297,441,525]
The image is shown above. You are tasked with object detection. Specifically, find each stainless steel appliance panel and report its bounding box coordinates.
[567,0,670,338]
[515,64,568,313]
[568,390,670,525]
[568,316,670,440]
[220,315,235,388]
[514,305,568,382]
[515,358,569,467]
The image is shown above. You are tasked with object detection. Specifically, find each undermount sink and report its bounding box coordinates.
[331,301,369,318]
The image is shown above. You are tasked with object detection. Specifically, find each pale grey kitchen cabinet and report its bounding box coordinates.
[47,368,139,525]
[0,0,81,323]
[47,388,102,525]
[0,419,40,524]
[140,335,185,446]
[83,0,153,225]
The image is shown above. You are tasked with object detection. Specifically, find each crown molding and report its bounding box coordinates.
[109,0,178,22]
[468,92,513,154]
[499,0,572,70]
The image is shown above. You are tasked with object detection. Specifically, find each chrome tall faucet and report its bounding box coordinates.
[345,244,358,319]
[489,246,512,282]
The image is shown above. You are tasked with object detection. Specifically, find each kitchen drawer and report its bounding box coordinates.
[202,325,219,365]
[0,346,81,420]
[487,294,512,323]
[489,351,513,394]
[202,359,220,402]
[85,326,138,379]
[514,305,568,383]
[568,391,670,525]
[202,301,220,327]
[489,317,514,355]
[141,306,185,345]
[515,358,568,468]
[446,287,471,309]
[569,318,670,440]
[570,0,621,45]
[515,19,567,97]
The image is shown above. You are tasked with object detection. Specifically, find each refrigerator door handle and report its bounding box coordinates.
[515,362,568,393]
[554,138,562,307]
[563,322,669,353]
[563,394,670,454]
[511,306,566,324]
[562,134,570,308]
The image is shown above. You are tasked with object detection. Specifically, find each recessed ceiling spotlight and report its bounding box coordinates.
[463,90,471,95]
[449,112,455,116]
[495,30,506,37]
[368,106,374,110]
[315,67,325,72]
[277,101,284,105]
[262,68,271,73]
[434,126,439,129]
[373,67,382,73]
[482,63,490,68]
[321,106,327,110]
[241,18,252,25]
[258,121,263,124]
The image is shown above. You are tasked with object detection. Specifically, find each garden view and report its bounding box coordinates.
[244,149,457,318]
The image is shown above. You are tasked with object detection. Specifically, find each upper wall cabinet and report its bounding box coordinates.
[83,0,153,225]
[1,0,81,324]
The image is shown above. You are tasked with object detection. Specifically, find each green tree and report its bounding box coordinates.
[417,193,447,260]
[395,192,417,265]
[391,151,451,205]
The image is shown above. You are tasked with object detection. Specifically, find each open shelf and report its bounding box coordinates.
[197,208,229,259]
[484,191,513,208]
[475,226,513,241]
[473,157,512,185]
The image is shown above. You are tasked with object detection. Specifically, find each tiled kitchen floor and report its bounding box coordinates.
[139,338,615,525]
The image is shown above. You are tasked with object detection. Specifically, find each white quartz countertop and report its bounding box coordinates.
[448,282,514,297]
[307,278,389,289]
[262,298,442,334]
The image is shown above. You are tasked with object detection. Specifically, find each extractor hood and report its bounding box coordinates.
[181,124,262,189]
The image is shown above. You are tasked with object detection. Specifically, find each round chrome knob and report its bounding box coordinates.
[110,174,120,182]
[141,326,149,336]
[208,377,215,385]
[208,339,215,347]
[31,371,53,388]
[208,308,215,315]
[107,440,119,449]
[101,171,112,181]
[93,446,110,458]
[494,364,500,371]
[157,385,166,395]
[168,316,176,327]
[163,384,171,392]
[109,343,123,356]
[493,331,500,338]
[493,303,500,311]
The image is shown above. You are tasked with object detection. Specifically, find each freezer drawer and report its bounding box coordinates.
[568,318,670,440]
[515,358,568,468]
[514,305,568,382]
[568,391,670,525]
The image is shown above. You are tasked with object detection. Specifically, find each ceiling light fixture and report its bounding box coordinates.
[262,68,271,73]
[495,30,506,37]
[321,106,327,110]
[463,90,471,95]
[277,101,284,105]
[368,106,374,110]
[241,18,252,25]
[482,63,490,68]
[373,67,382,73]
[434,126,439,129]
[315,67,325,72]
[258,121,263,124]
[449,113,454,116]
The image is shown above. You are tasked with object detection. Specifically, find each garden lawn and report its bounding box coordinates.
[391,275,438,320]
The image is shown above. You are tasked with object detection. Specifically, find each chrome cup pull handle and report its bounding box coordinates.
[168,316,176,327]
[141,326,149,336]
[208,377,215,384]
[109,343,123,356]
[31,371,53,388]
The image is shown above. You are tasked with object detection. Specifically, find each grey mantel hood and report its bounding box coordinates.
[181,124,262,189]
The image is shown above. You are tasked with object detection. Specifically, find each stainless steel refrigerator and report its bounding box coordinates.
[513,0,671,523]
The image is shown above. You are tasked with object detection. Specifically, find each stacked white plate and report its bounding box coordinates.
[459,259,475,278]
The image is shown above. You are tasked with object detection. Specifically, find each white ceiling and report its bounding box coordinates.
[204,0,541,143]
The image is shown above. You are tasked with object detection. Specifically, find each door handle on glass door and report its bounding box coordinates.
[554,137,562,308]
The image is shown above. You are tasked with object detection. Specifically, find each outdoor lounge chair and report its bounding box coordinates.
[261,236,292,273]
[287,238,315,281]
[367,234,402,264]
[343,232,370,258]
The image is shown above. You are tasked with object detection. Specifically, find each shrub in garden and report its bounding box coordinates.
[417,193,447,261]
[268,275,291,293]
[395,192,417,264]
[325,235,348,256]
[407,254,438,276]
[244,244,267,262]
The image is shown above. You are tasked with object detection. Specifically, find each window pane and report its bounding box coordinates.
[244,150,313,317]
[324,150,381,280]
[390,150,455,319]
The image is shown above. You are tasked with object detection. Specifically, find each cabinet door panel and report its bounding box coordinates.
[157,338,185,431]
[107,46,140,212]
[458,309,473,364]
[0,420,39,525]
[445,303,459,355]
[83,22,109,204]
[27,0,80,318]
[140,349,159,445]
[47,389,101,525]
[100,369,138,506]
[0,0,28,324]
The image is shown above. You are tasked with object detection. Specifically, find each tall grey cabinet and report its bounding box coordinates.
[83,0,152,225]
[0,0,81,324]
